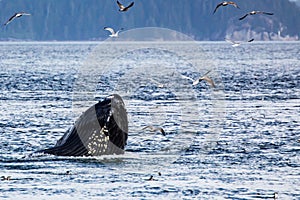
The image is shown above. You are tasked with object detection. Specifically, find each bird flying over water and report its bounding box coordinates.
[104,27,123,37]
[142,125,166,136]
[213,1,239,14]
[225,38,241,47]
[117,1,134,12]
[147,175,154,181]
[239,11,274,20]
[3,12,31,26]
[195,75,216,88]
[182,70,216,88]
[1,176,11,181]
[225,38,254,47]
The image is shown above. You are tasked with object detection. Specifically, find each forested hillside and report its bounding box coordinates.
[0,0,299,41]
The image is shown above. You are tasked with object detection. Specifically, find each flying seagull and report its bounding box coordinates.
[1,176,11,181]
[142,125,166,136]
[147,175,154,181]
[225,38,254,47]
[181,70,216,88]
[117,1,134,12]
[239,11,274,20]
[213,1,239,14]
[3,12,31,26]
[195,76,216,88]
[225,38,241,47]
[104,27,124,37]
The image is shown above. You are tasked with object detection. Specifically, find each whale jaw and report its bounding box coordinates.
[37,94,128,157]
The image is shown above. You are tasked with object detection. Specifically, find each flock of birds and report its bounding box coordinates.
[0,3,283,198]
[103,1,134,37]
[213,1,274,20]
[213,1,274,46]
[1,1,275,152]
[0,4,283,200]
[0,1,276,140]
[2,1,274,43]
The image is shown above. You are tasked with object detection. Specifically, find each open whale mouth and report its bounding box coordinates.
[36,94,128,157]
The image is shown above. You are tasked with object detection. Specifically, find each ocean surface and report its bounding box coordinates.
[0,41,299,199]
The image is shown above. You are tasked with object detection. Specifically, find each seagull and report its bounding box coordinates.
[239,11,274,20]
[3,12,31,26]
[181,70,216,88]
[213,1,239,14]
[65,171,71,175]
[147,175,154,181]
[117,1,134,12]
[196,76,216,88]
[225,38,254,47]
[104,27,123,37]
[142,125,166,136]
[225,38,241,47]
[1,176,11,181]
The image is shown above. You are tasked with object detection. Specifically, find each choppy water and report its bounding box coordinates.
[0,41,299,199]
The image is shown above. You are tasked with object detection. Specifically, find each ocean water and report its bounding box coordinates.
[0,41,299,199]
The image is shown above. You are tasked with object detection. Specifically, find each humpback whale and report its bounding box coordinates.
[37,94,128,156]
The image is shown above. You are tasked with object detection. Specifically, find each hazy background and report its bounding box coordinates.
[0,0,299,41]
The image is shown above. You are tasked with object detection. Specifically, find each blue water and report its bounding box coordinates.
[0,41,299,199]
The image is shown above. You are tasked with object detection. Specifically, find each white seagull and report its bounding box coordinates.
[239,11,274,20]
[225,38,254,47]
[181,70,216,88]
[104,27,124,37]
[225,38,241,47]
[4,12,31,26]
[117,1,134,12]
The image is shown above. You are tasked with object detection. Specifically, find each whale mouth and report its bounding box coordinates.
[36,94,128,157]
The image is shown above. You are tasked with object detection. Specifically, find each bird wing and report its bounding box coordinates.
[4,13,17,25]
[200,76,216,88]
[142,125,153,130]
[159,128,166,136]
[202,70,212,77]
[116,28,124,33]
[193,70,212,85]
[181,75,195,82]
[117,1,125,9]
[262,12,274,15]
[20,12,31,16]
[228,1,239,8]
[125,2,134,9]
[104,27,115,35]
[192,79,200,86]
[239,13,248,20]
[213,3,223,14]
